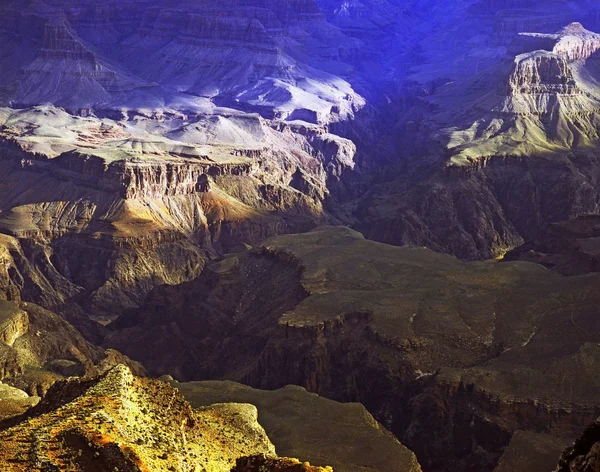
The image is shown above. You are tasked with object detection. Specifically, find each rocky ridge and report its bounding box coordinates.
[0,0,373,324]
[2,2,600,471]
[0,362,425,471]
[0,298,145,397]
[0,364,307,472]
[0,381,38,422]
[0,241,145,399]
[0,103,358,322]
[1,0,365,123]
[5,0,600,267]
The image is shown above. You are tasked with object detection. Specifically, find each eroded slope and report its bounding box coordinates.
[176,380,421,472]
[105,226,600,470]
[0,365,280,471]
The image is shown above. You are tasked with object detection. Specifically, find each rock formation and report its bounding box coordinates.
[0,301,28,347]
[0,0,370,324]
[176,380,422,472]
[0,299,145,397]
[0,364,317,472]
[0,257,145,398]
[555,417,600,472]
[0,103,357,322]
[1,0,364,123]
[105,226,600,471]
[0,382,38,422]
[352,18,600,259]
[505,215,600,275]
[0,360,424,472]
[2,1,600,471]
[233,456,332,472]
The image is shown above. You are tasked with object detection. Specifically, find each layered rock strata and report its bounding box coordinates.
[0,105,357,322]
[105,226,600,471]
[1,0,365,123]
[351,20,600,259]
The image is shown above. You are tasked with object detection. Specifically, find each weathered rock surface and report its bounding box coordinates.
[105,226,600,471]
[4,0,600,268]
[2,2,600,472]
[176,380,422,472]
[555,418,600,472]
[351,19,600,259]
[0,365,288,471]
[0,0,374,323]
[233,456,332,472]
[0,0,364,123]
[0,103,357,322]
[493,431,570,472]
[505,215,600,275]
[0,301,28,347]
[0,382,38,422]
[0,293,145,398]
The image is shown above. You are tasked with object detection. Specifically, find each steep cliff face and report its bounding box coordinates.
[15,17,151,108]
[0,221,146,397]
[0,103,358,321]
[351,19,600,259]
[3,2,600,471]
[105,227,600,471]
[505,215,600,275]
[5,0,600,267]
[0,297,146,400]
[354,152,600,259]
[507,51,577,95]
[555,418,600,472]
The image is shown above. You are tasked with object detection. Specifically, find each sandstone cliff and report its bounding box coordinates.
[351,20,600,259]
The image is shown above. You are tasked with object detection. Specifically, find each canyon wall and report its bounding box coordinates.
[104,227,600,471]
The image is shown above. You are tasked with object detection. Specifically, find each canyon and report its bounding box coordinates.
[104,226,600,471]
[0,0,600,471]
